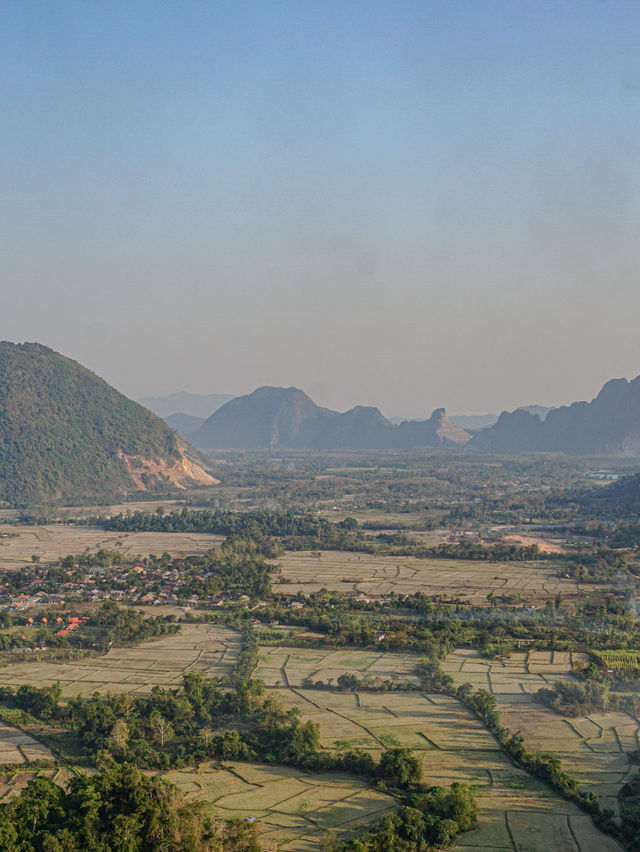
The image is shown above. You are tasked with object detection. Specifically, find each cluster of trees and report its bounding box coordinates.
[0,764,259,851]
[330,780,477,851]
[302,672,421,693]
[534,680,640,718]
[98,509,366,551]
[0,672,319,770]
[573,519,640,549]
[620,772,640,849]
[0,603,179,658]
[258,592,640,658]
[97,508,551,561]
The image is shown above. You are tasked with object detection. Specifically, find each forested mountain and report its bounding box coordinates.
[192,386,470,450]
[0,342,216,506]
[470,376,640,455]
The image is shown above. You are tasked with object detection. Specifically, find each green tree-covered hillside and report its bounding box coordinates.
[0,342,208,505]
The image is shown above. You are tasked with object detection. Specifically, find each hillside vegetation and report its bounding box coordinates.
[0,342,213,506]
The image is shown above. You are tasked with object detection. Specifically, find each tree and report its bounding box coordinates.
[378,748,422,788]
[150,712,174,748]
[0,765,221,851]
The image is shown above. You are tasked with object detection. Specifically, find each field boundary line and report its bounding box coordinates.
[562,719,596,752]
[325,708,387,747]
[280,654,291,687]
[612,726,623,752]
[566,814,583,852]
[222,765,263,787]
[416,731,440,749]
[287,687,321,708]
[504,811,518,851]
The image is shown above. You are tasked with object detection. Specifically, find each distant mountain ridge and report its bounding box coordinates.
[470,377,640,455]
[0,342,216,506]
[192,386,470,450]
[451,406,555,432]
[138,392,234,419]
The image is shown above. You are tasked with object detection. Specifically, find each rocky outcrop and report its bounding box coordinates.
[193,386,471,450]
[469,376,640,455]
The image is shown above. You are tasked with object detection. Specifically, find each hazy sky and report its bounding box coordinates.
[3,1,640,417]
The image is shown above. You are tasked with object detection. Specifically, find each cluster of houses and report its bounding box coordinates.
[0,562,257,611]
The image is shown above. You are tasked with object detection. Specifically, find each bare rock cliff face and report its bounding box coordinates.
[193,387,471,450]
[469,376,640,455]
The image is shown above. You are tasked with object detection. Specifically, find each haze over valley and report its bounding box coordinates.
[3,2,640,850]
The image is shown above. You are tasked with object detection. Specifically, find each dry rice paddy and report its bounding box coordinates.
[164,761,395,851]
[444,648,640,816]
[0,631,625,850]
[271,551,599,605]
[0,722,54,764]
[0,623,240,697]
[0,767,76,802]
[272,683,622,851]
[255,646,423,688]
[0,524,224,569]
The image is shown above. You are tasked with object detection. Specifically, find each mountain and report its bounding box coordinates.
[450,413,499,430]
[451,406,554,432]
[469,377,640,455]
[192,386,470,450]
[138,392,234,419]
[0,342,217,506]
[165,412,205,440]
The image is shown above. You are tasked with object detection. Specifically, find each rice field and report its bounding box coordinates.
[163,761,396,851]
[271,550,599,605]
[272,684,622,851]
[0,722,54,765]
[443,648,640,816]
[0,524,224,569]
[0,630,625,849]
[255,646,423,689]
[0,623,240,697]
[0,767,76,802]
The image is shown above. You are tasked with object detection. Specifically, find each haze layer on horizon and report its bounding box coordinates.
[2,1,640,418]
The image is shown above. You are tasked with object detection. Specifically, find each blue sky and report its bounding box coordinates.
[2,1,640,415]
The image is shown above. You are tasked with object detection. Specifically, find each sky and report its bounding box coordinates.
[2,1,640,418]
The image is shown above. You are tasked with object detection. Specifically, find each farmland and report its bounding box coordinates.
[0,767,76,802]
[163,760,395,851]
[271,550,597,604]
[0,453,637,849]
[443,649,640,815]
[593,650,640,672]
[255,646,424,688]
[0,722,54,764]
[0,623,240,697]
[268,684,621,850]
[0,627,625,849]
[0,523,224,569]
